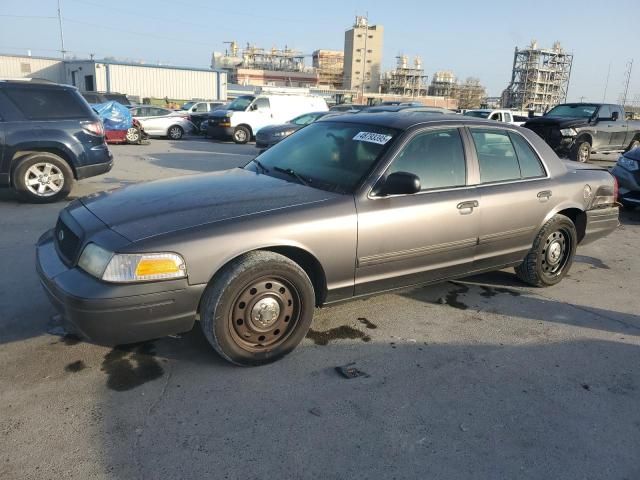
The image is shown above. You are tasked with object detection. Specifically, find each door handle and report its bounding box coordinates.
[457,200,479,211]
[537,190,552,201]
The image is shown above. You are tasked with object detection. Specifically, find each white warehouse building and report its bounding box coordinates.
[0,54,227,101]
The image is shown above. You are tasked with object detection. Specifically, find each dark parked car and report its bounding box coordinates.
[329,103,367,112]
[255,111,339,149]
[0,80,113,203]
[611,147,640,208]
[37,113,618,365]
[81,91,131,106]
[364,105,455,114]
[524,103,640,163]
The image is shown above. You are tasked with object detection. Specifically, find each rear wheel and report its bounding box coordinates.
[571,140,591,163]
[200,251,315,366]
[515,214,577,287]
[167,125,184,140]
[12,152,74,203]
[125,127,141,144]
[233,126,250,144]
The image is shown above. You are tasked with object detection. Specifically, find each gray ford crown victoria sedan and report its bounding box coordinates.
[37,113,619,366]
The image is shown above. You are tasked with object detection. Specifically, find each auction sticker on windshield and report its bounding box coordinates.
[353,131,393,145]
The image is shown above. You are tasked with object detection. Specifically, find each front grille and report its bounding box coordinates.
[527,125,562,148]
[55,218,82,265]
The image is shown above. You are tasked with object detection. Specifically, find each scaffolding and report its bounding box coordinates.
[213,41,307,72]
[382,55,428,97]
[312,50,344,89]
[428,71,456,97]
[502,41,573,113]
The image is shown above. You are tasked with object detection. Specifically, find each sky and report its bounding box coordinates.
[1,0,639,103]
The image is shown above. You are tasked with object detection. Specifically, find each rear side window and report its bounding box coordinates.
[4,86,91,120]
[508,132,545,178]
[471,129,545,183]
[471,130,520,183]
[388,128,466,190]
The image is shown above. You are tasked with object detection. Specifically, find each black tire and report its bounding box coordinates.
[233,126,250,144]
[167,125,184,140]
[571,140,591,163]
[200,251,315,366]
[125,127,141,144]
[626,139,640,152]
[12,152,74,203]
[515,214,577,287]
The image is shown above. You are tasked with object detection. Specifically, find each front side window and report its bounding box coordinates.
[597,105,611,120]
[254,98,271,110]
[194,103,208,113]
[387,128,466,190]
[471,129,545,183]
[226,96,254,111]
[247,122,398,193]
[489,112,502,121]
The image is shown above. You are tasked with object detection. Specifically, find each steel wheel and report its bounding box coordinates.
[24,162,65,197]
[541,228,571,278]
[168,125,183,140]
[234,128,248,143]
[229,276,300,353]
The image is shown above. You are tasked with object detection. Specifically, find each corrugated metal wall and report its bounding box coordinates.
[103,64,226,100]
[0,55,65,83]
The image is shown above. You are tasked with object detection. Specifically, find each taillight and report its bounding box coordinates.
[81,120,105,137]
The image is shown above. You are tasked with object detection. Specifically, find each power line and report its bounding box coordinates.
[0,14,57,19]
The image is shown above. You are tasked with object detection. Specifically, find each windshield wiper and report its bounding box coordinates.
[273,166,310,186]
[252,159,269,173]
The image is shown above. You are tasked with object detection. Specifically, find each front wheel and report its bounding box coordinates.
[571,140,591,163]
[233,126,250,144]
[167,125,184,140]
[126,127,141,144]
[200,251,315,366]
[515,214,577,287]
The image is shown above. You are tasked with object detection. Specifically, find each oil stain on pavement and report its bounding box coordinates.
[444,283,470,310]
[357,317,378,329]
[307,326,371,346]
[479,286,521,298]
[64,360,86,373]
[101,342,164,392]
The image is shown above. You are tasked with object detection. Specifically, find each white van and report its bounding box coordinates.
[207,94,328,143]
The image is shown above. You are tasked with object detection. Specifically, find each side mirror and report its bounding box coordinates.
[611,111,619,121]
[250,104,258,111]
[376,172,421,196]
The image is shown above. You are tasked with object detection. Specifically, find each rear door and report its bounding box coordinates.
[609,105,629,149]
[468,127,554,270]
[355,126,480,295]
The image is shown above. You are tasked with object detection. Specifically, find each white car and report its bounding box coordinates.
[463,109,527,125]
[128,105,193,140]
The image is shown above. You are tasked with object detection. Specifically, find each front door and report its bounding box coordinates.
[355,127,479,295]
[609,106,630,149]
[467,127,555,269]
[593,105,614,150]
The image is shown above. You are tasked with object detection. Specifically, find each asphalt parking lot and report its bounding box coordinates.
[1,137,639,479]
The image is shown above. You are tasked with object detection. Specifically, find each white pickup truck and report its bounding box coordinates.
[463,109,528,126]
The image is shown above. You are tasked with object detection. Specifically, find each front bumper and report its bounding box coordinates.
[36,230,205,345]
[581,206,620,245]
[207,125,235,140]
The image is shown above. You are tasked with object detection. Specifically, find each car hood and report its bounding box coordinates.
[80,168,339,242]
[257,123,300,136]
[524,116,588,129]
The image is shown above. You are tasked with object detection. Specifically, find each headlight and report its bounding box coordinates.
[618,156,639,172]
[273,129,296,138]
[560,128,577,137]
[78,244,187,283]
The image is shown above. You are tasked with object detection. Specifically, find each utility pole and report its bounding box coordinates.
[621,59,633,107]
[57,0,66,59]
[360,13,368,101]
[602,62,611,103]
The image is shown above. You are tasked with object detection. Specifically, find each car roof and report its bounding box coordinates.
[0,79,73,89]
[318,111,515,130]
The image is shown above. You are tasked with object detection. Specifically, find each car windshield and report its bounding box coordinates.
[245,121,399,193]
[464,110,490,118]
[546,104,598,118]
[290,113,322,125]
[181,101,195,110]
[226,96,255,111]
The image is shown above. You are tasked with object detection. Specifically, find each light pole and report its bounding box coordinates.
[57,0,66,59]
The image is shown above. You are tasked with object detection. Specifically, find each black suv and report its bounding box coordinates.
[0,80,113,203]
